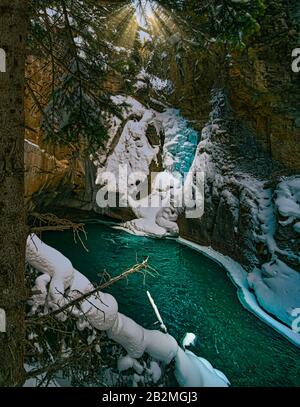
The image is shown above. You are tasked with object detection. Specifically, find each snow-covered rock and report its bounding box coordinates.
[275,176,300,224]
[175,348,230,387]
[26,234,75,309]
[248,259,300,329]
[95,95,199,238]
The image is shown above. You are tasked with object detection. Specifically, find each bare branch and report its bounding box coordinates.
[27,257,155,323]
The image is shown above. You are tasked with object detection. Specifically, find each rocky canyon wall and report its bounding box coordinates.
[161,0,300,171]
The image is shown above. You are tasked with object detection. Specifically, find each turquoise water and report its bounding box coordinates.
[44,223,300,387]
[163,109,198,175]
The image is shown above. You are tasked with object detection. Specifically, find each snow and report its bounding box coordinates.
[235,176,300,336]
[175,348,230,387]
[95,95,200,237]
[95,109,160,224]
[93,115,123,168]
[294,222,300,233]
[28,273,51,314]
[248,259,300,329]
[69,269,94,296]
[26,234,75,308]
[110,95,146,118]
[249,181,282,257]
[182,333,196,348]
[134,80,147,91]
[80,292,119,331]
[149,361,161,383]
[102,110,158,178]
[24,364,61,387]
[118,355,144,374]
[123,170,181,237]
[104,41,130,54]
[275,176,300,220]
[144,331,178,364]
[135,69,173,94]
[178,238,300,348]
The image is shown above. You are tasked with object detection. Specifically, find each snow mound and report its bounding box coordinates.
[175,348,230,387]
[248,259,300,329]
[135,69,173,94]
[275,176,300,222]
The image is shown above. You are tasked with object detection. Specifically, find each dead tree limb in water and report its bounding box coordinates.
[29,212,89,252]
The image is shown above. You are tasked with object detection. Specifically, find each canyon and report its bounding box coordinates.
[24,0,300,348]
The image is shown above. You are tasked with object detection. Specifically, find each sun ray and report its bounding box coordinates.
[100,1,182,51]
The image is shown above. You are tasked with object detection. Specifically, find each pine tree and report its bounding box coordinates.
[0,0,28,387]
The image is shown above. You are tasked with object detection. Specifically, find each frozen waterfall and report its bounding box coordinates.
[95,97,199,238]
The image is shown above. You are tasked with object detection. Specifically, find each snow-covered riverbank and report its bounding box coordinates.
[178,238,300,348]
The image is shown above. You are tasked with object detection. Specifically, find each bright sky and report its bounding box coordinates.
[134,0,154,41]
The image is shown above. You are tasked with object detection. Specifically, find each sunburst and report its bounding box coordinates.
[103,0,181,50]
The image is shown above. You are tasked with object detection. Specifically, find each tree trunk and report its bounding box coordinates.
[0,0,28,387]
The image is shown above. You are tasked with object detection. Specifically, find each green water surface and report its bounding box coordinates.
[44,223,300,387]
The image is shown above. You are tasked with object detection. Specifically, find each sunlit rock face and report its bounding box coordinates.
[25,140,69,211]
[24,56,90,213]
